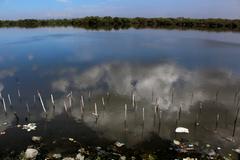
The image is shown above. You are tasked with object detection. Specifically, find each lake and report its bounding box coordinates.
[0,27,240,159]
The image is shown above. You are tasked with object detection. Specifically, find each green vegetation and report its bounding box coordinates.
[1,16,240,31]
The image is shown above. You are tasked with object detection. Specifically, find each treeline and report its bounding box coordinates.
[0,16,240,31]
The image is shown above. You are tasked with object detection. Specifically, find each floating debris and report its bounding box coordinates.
[175,127,189,134]
[22,123,37,132]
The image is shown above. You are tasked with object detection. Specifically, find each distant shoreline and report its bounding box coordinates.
[1,16,240,31]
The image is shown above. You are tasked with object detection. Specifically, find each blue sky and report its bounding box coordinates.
[0,0,240,20]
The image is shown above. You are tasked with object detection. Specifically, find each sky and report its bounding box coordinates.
[0,0,240,20]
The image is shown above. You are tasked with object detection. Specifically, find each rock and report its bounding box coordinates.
[115,141,125,148]
[208,149,216,157]
[175,127,189,134]
[32,136,42,143]
[25,148,38,159]
[0,131,6,135]
[76,153,85,160]
[22,123,37,132]
[173,140,180,145]
[52,153,62,159]
[120,156,126,160]
[62,157,74,160]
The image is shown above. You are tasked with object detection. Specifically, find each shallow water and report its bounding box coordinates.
[0,27,240,158]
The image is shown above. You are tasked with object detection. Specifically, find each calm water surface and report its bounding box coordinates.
[0,27,240,156]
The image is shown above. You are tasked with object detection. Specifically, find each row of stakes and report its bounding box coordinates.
[1,88,240,139]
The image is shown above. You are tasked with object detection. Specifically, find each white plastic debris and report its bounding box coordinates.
[175,127,189,134]
[76,153,85,160]
[25,148,38,159]
[115,141,125,147]
[68,138,74,142]
[22,123,37,132]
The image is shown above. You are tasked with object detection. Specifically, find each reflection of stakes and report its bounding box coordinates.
[191,92,194,105]
[26,103,30,114]
[8,94,13,108]
[88,91,91,102]
[33,95,36,104]
[171,88,174,104]
[37,91,47,113]
[2,97,7,113]
[141,107,145,139]
[106,92,110,102]
[132,93,135,108]
[153,105,157,128]
[178,104,182,121]
[81,96,85,109]
[158,109,162,135]
[102,97,105,110]
[195,102,203,127]
[64,100,68,112]
[80,96,84,119]
[233,88,240,106]
[215,113,220,131]
[92,103,99,123]
[124,104,127,131]
[51,94,55,109]
[232,98,240,137]
[215,89,220,104]
[214,90,220,131]
[152,89,154,103]
[18,89,22,103]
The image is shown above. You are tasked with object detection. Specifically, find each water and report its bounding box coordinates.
[0,27,240,158]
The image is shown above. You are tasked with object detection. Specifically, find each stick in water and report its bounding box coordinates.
[37,91,46,112]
